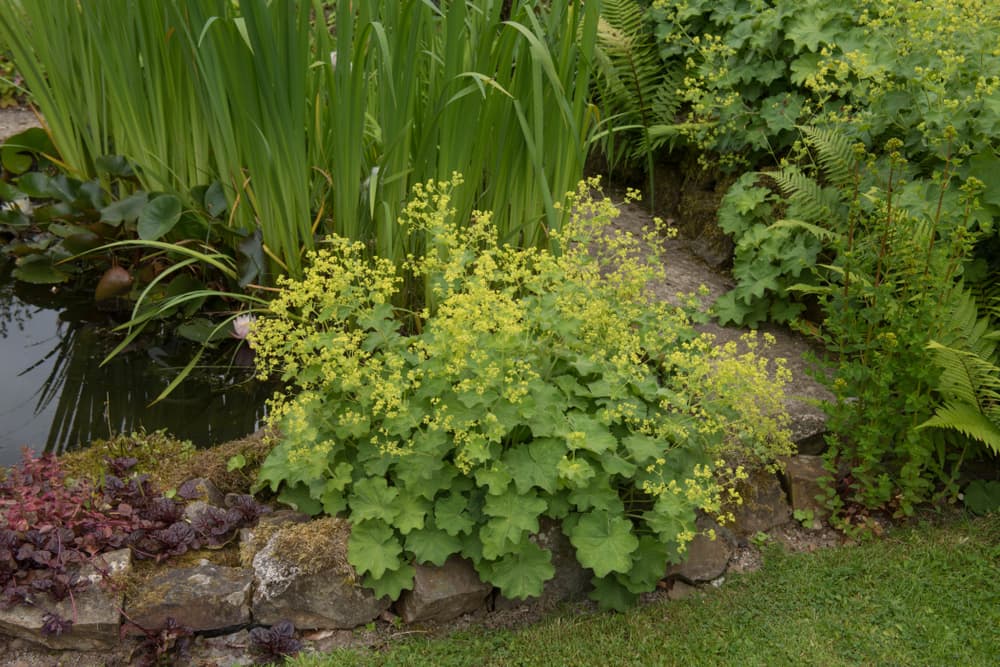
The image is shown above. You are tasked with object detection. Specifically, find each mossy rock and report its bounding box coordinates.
[59,428,196,486]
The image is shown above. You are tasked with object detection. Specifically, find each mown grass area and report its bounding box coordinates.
[290,513,1000,667]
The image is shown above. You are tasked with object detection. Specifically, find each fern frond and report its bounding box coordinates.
[926,340,1000,410]
[767,166,829,222]
[594,0,678,182]
[799,125,857,189]
[919,402,1000,455]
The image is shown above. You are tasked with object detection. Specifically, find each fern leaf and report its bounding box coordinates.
[767,166,829,222]
[799,125,857,189]
[919,403,1000,455]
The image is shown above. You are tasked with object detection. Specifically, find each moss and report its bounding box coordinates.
[123,544,242,604]
[156,428,277,495]
[59,427,196,487]
[267,517,355,579]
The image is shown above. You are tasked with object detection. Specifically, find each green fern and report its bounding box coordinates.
[593,0,680,206]
[799,124,858,190]
[919,301,1000,455]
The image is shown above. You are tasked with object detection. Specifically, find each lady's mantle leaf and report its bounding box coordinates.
[589,574,638,612]
[480,489,547,560]
[434,492,476,536]
[567,510,638,577]
[364,561,415,600]
[404,520,463,566]
[477,541,554,600]
[349,478,400,523]
[347,520,402,579]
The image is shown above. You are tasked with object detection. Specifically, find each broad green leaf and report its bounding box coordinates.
[503,438,562,494]
[475,461,513,495]
[566,412,618,454]
[203,180,228,217]
[621,536,671,593]
[643,492,696,542]
[434,492,476,536]
[404,520,463,566]
[476,541,554,600]
[138,194,182,240]
[364,562,415,600]
[569,475,624,513]
[101,192,148,226]
[363,563,416,600]
[12,254,69,284]
[589,574,638,612]
[567,510,638,577]
[276,482,323,516]
[348,520,402,579]
[480,489,547,559]
[600,451,637,477]
[176,318,231,345]
[393,489,431,534]
[349,478,400,523]
[557,456,596,487]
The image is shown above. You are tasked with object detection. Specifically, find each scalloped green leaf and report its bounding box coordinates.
[393,488,431,534]
[475,461,513,495]
[434,492,477,536]
[348,520,403,579]
[476,541,554,600]
[589,574,638,612]
[621,535,671,593]
[404,519,463,566]
[566,510,638,577]
[480,489,547,560]
[364,561,414,600]
[349,477,400,523]
[642,491,696,542]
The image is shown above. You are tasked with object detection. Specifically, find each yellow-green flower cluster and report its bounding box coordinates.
[251,174,794,585]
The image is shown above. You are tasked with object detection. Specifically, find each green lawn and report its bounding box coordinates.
[290,513,1000,667]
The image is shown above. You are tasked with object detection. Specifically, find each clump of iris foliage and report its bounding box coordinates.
[249,177,793,610]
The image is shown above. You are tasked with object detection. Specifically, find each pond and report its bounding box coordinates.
[0,259,271,466]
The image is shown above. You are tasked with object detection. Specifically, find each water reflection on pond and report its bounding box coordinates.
[0,260,271,466]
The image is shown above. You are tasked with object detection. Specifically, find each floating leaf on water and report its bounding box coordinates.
[13,253,70,284]
[101,192,148,226]
[95,265,134,301]
[137,194,182,240]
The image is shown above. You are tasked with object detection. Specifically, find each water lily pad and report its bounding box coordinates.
[101,192,148,226]
[13,253,70,284]
[138,194,182,240]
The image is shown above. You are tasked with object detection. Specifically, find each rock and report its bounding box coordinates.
[494,517,591,611]
[0,548,130,651]
[186,629,256,666]
[666,516,735,583]
[251,517,389,629]
[788,403,829,455]
[781,455,829,518]
[728,468,791,537]
[396,556,491,624]
[179,478,226,523]
[125,561,252,634]
[178,478,226,506]
[667,580,698,601]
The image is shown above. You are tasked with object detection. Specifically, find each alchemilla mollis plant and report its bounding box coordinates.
[250,177,793,611]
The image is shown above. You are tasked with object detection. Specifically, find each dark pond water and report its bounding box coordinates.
[0,260,271,466]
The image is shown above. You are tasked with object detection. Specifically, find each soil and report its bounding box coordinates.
[0,107,845,666]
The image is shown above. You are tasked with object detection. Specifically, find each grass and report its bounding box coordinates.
[289,512,1000,666]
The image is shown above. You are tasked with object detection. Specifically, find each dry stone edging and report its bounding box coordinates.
[0,548,130,651]
[124,561,252,634]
